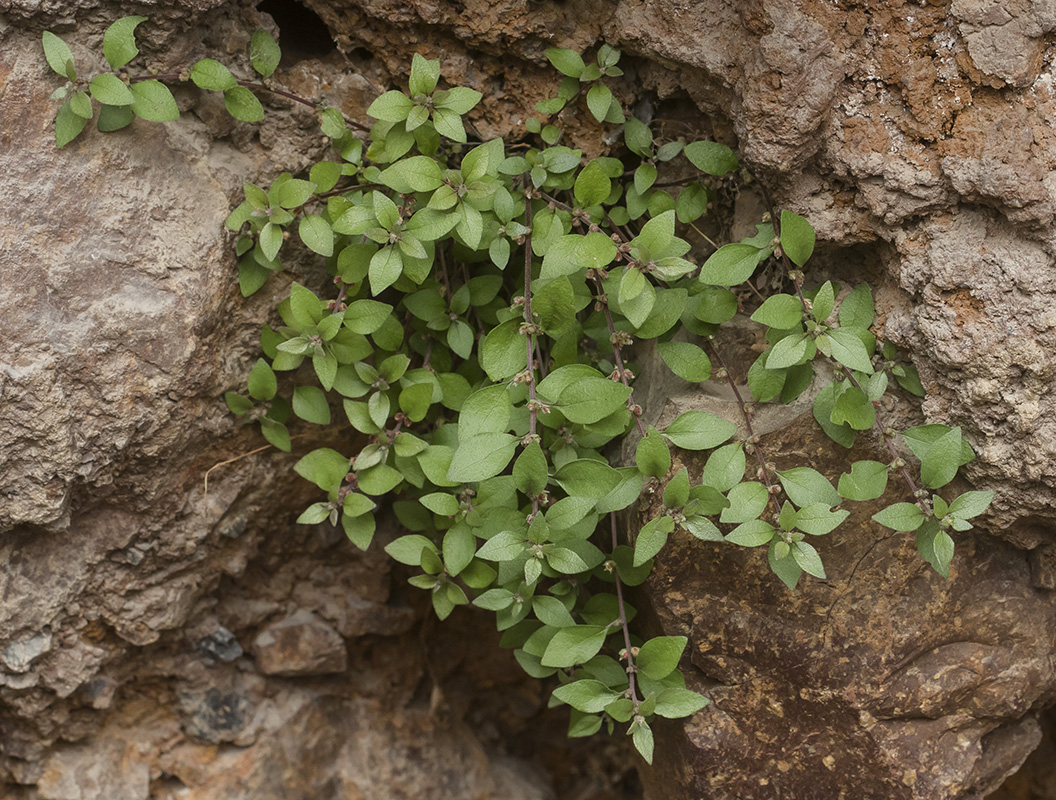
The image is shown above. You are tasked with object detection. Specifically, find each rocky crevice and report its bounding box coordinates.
[4,0,1056,796]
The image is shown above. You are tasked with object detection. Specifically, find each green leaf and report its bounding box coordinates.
[476,530,527,562]
[558,378,632,424]
[545,48,586,78]
[298,214,333,257]
[830,384,875,430]
[657,341,711,382]
[901,425,975,468]
[872,502,926,531]
[838,461,889,501]
[420,492,459,516]
[683,516,722,542]
[67,90,92,119]
[825,329,874,374]
[541,232,617,278]
[946,490,994,522]
[89,74,134,106]
[812,281,835,323]
[634,515,674,566]
[684,140,738,176]
[919,427,963,489]
[247,358,277,401]
[779,210,815,267]
[546,497,595,530]
[443,525,476,576]
[514,442,549,496]
[130,80,179,122]
[632,720,654,764]
[379,155,443,192]
[726,519,776,547]
[840,284,875,329]
[546,546,590,574]
[474,588,515,611]
[385,534,438,566]
[791,540,826,578]
[259,418,291,451]
[368,90,414,122]
[700,244,766,286]
[540,625,608,668]
[675,182,709,223]
[635,428,671,479]
[297,502,332,525]
[434,86,482,114]
[96,103,135,132]
[224,392,253,415]
[190,59,238,91]
[914,519,952,577]
[636,635,686,680]
[459,385,513,438]
[293,385,331,424]
[358,463,403,495]
[250,29,281,78]
[574,160,612,207]
[342,511,376,549]
[271,176,316,210]
[767,542,802,589]
[663,411,737,450]
[294,447,349,492]
[447,433,517,482]
[224,86,265,123]
[654,688,709,719]
[702,443,745,493]
[42,31,76,78]
[751,293,802,329]
[552,680,620,714]
[720,482,769,524]
[369,246,404,294]
[399,382,434,422]
[258,223,281,262]
[634,163,657,194]
[313,349,338,391]
[533,277,576,334]
[344,299,393,334]
[433,107,467,142]
[408,52,440,95]
[480,319,528,381]
[103,15,147,69]
[793,504,849,536]
[777,468,840,508]
[663,468,690,509]
[813,382,855,448]
[54,100,88,148]
[623,117,653,156]
[766,333,811,370]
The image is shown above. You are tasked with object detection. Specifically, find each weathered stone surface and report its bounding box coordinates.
[251,610,347,677]
[6,0,1056,796]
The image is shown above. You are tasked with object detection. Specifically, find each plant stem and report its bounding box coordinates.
[611,512,642,713]
[706,341,781,516]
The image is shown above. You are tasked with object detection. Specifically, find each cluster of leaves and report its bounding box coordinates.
[44,17,284,148]
[45,21,994,763]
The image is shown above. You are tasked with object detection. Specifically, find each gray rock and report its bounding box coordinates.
[195,626,243,663]
[1,631,51,673]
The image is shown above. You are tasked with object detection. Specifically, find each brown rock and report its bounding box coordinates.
[251,610,347,677]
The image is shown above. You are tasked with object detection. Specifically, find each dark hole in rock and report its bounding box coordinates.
[257,0,336,61]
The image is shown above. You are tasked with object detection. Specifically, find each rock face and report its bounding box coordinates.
[3,0,1056,797]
